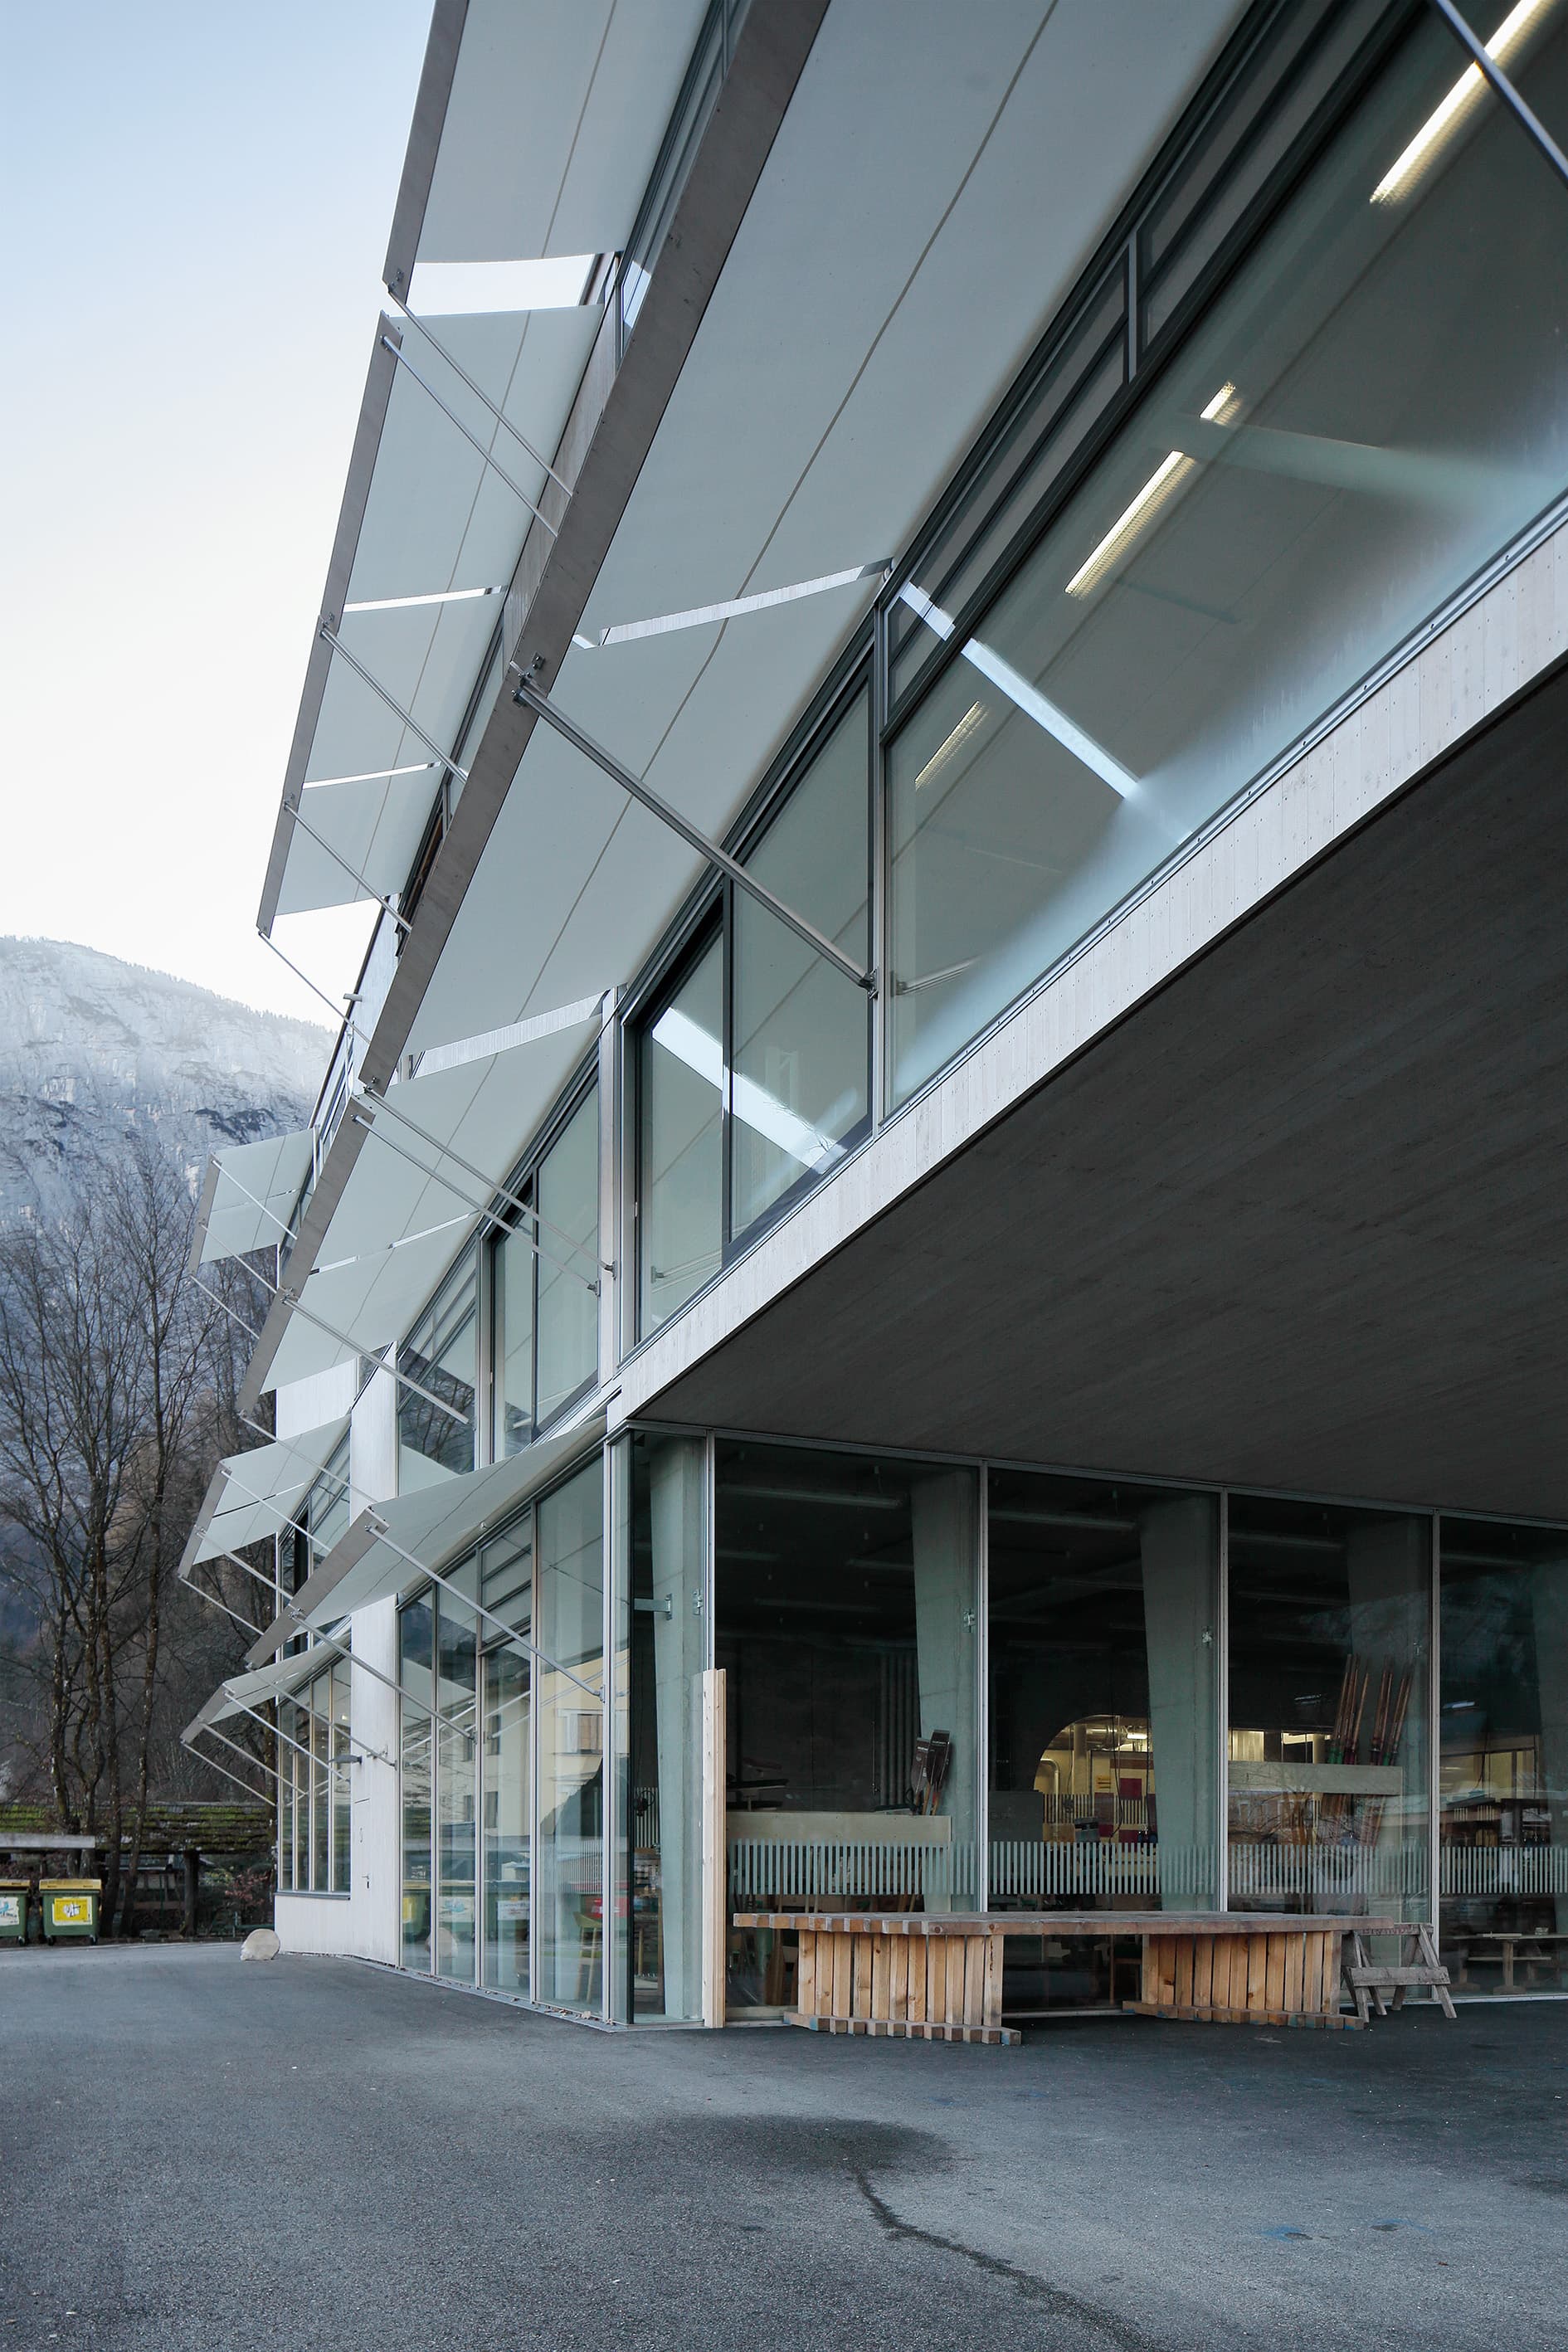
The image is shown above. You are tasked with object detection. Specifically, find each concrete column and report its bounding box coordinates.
[650,1438,706,2018]
[911,1470,978,1910]
[1139,1497,1219,1910]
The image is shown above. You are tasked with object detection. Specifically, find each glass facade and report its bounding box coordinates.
[628,1432,707,2020]
[480,1520,533,1998]
[888,4,1568,1104]
[1439,1516,1568,1994]
[1227,1497,1429,1919]
[399,1599,434,1968]
[275,1658,353,1899]
[490,1083,600,1452]
[436,1563,479,1981]
[398,1251,477,1489]
[639,936,723,1335]
[536,1462,606,2014]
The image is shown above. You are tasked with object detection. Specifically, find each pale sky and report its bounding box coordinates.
[2,3,435,1023]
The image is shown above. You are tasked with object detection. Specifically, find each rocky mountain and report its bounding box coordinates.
[0,937,329,1221]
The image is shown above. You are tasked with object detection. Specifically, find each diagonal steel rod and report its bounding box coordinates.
[285,799,412,934]
[348,1103,599,1293]
[386,293,575,495]
[1425,0,1568,189]
[514,679,873,991]
[180,1567,268,1640]
[379,336,560,535]
[243,1256,475,1429]
[183,1728,278,1799]
[362,1509,601,1704]
[353,1077,602,1269]
[318,626,469,781]
[256,924,368,1042]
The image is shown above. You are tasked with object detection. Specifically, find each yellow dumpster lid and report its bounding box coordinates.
[0,1877,29,1890]
[39,1877,101,1892]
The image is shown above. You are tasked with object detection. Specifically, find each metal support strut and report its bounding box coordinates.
[379,337,560,536]
[182,1728,278,1802]
[513,679,875,993]
[1425,0,1568,190]
[348,1087,602,1287]
[385,293,574,497]
[317,627,469,782]
[362,1509,604,1704]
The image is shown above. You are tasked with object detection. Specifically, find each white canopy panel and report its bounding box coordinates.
[317,1001,605,1272]
[182,1415,351,1572]
[192,1131,314,1268]
[261,1220,479,1396]
[392,0,709,280]
[248,1412,606,1662]
[402,0,1245,1057]
[266,304,600,926]
[207,1651,334,1727]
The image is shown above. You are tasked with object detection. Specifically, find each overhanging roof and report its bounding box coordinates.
[180,1417,351,1573]
[399,0,1250,1057]
[259,304,599,930]
[246,1410,606,1664]
[191,1131,315,1269]
[383,0,711,295]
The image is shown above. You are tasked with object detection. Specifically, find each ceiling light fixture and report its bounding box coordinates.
[1371,0,1556,203]
[914,701,987,791]
[1065,383,1242,599]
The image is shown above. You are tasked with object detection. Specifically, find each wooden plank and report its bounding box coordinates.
[853,1934,874,2022]
[1283,1933,1305,2014]
[964,1936,984,2027]
[984,1930,1003,2029]
[870,1932,890,2023]
[1191,1939,1214,2009]
[1158,1936,1178,2006]
[797,1931,817,2019]
[1246,1932,1269,2012]
[1265,1935,1286,2011]
[929,1937,949,2026]
[890,1933,909,2024]
[832,1932,851,2023]
[910,1936,928,2026]
[1302,1933,1323,2014]
[1175,1939,1195,2008]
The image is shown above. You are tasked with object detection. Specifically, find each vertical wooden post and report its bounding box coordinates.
[182,1849,199,1940]
[700,1667,727,2028]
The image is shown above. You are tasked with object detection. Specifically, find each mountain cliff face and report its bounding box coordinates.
[0,937,329,1220]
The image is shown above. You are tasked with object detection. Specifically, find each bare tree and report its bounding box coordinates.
[0,1135,273,1929]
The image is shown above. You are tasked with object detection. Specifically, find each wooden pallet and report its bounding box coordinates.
[1344,1926,1455,2021]
[1132,1926,1354,2028]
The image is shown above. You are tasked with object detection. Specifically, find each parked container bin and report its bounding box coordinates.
[39,1878,100,1943]
[0,1880,28,1944]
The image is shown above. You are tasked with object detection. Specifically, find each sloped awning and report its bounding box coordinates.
[179,1417,351,1574]
[246,999,604,1399]
[191,1131,315,1269]
[259,304,600,931]
[246,1410,606,1664]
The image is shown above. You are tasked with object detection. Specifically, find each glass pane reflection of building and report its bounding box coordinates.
[1440,1516,1568,1995]
[717,1440,978,2010]
[1227,1497,1429,1919]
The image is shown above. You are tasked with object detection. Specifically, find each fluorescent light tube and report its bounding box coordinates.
[1371,0,1556,203]
[1065,384,1241,599]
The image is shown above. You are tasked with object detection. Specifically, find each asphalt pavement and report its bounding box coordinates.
[2,1944,1565,2351]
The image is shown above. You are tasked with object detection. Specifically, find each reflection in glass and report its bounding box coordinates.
[988,1472,1218,1920]
[732,692,870,1237]
[536,1463,606,2014]
[331,1658,352,1894]
[310,1682,329,1892]
[1439,1515,1568,1994]
[1227,1497,1429,1917]
[436,1570,479,1982]
[399,1600,433,1970]
[888,9,1568,1103]
[716,1440,978,2009]
[492,1211,535,1458]
[536,1090,599,1425]
[277,1703,295,1892]
[639,937,723,1335]
[629,1434,706,2019]
[480,1521,533,1996]
[398,1253,477,1488]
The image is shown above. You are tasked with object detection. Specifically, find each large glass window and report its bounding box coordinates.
[536,1462,606,2014]
[330,1657,352,1895]
[988,1472,1219,1917]
[639,937,723,1335]
[888,5,1568,1103]
[717,1440,979,2010]
[399,1599,434,1969]
[1227,1496,1429,1918]
[636,689,872,1334]
[629,1432,707,2020]
[480,1523,533,1997]
[398,1252,477,1488]
[536,1092,599,1424]
[1439,1515,1568,1995]
[436,1566,479,1981]
[732,692,871,1234]
[489,1085,600,1452]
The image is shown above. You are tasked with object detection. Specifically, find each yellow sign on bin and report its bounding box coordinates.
[51,1897,89,1927]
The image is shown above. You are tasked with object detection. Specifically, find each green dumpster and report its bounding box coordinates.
[0,1880,28,1945]
[40,1878,100,1943]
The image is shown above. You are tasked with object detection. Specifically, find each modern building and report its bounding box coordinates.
[183,0,1568,2027]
